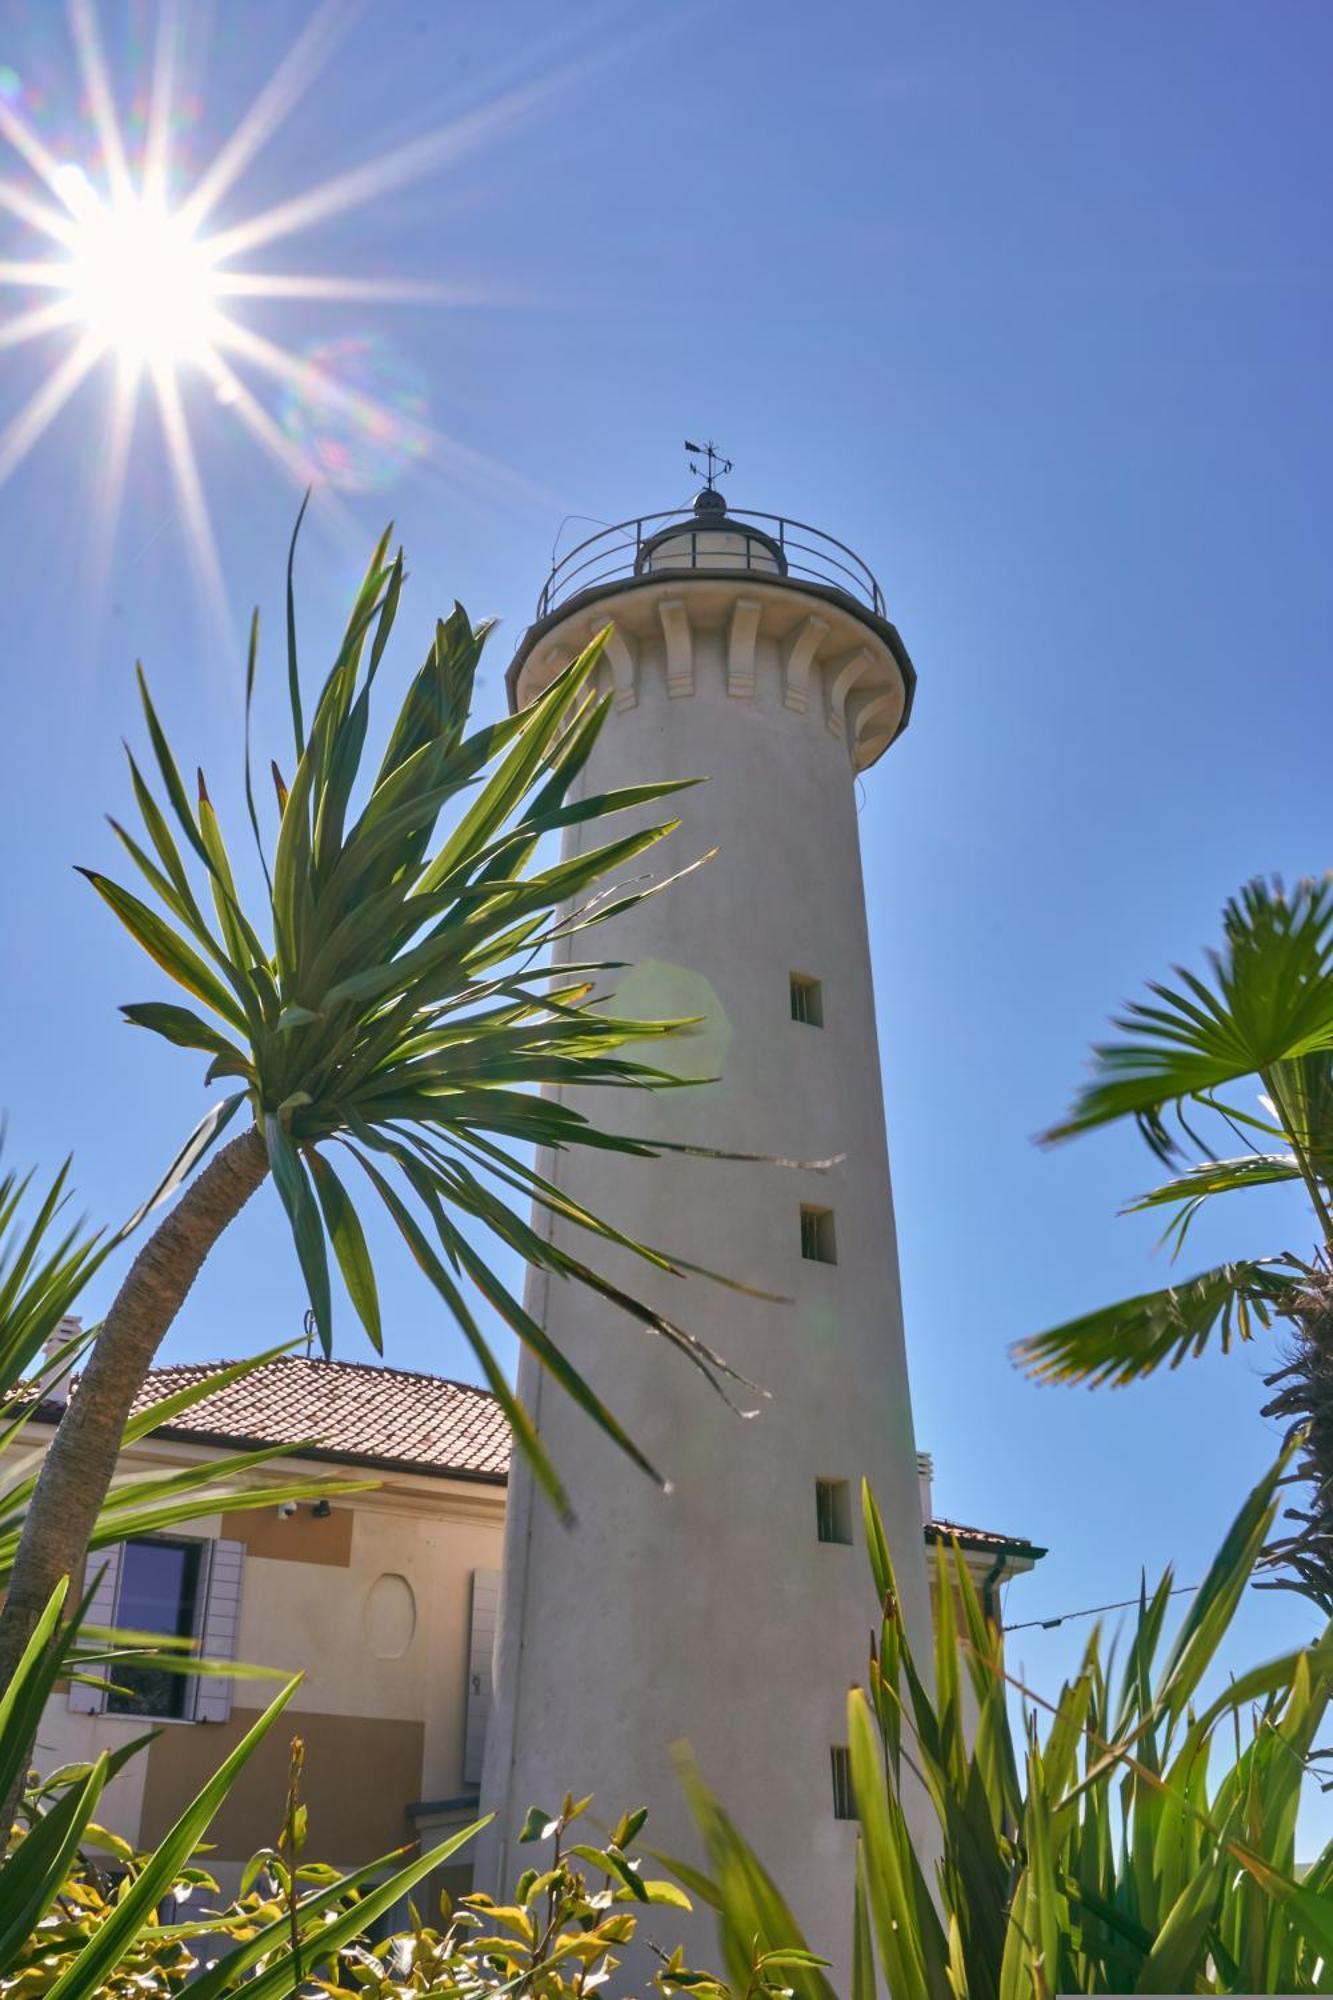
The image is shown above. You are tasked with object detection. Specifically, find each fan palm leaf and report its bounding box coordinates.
[1020,874,1333,1602]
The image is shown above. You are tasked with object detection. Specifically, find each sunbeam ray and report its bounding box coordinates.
[217,314,560,516]
[0,331,101,486]
[200,346,365,552]
[0,101,68,199]
[178,0,361,236]
[0,262,73,289]
[0,297,81,352]
[142,0,182,206]
[210,272,470,304]
[0,181,79,247]
[152,360,229,630]
[213,314,429,453]
[86,357,137,606]
[203,71,563,264]
[68,0,133,203]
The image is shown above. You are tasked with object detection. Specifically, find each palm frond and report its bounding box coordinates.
[1042,875,1333,1151]
[1124,1152,1304,1256]
[1013,1257,1304,1387]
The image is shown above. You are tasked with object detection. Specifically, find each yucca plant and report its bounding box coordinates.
[679,1455,1333,1997]
[1013,875,1333,1606]
[0,514,754,1707]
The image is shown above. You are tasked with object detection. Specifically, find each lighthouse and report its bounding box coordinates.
[479,460,935,1966]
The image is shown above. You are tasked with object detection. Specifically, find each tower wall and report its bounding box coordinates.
[479,572,932,1975]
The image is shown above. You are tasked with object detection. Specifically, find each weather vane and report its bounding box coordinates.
[685,438,733,489]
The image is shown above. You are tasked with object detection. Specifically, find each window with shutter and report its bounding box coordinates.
[106,1538,204,1718]
[192,1538,245,1724]
[66,1535,244,1723]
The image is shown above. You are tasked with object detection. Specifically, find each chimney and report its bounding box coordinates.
[916,1449,934,1525]
[34,1316,82,1408]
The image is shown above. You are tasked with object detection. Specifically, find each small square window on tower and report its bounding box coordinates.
[831,1745,857,1820]
[816,1478,853,1545]
[800,1205,837,1265]
[790,973,824,1027]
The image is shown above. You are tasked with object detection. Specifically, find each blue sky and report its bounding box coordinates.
[1,0,1330,1838]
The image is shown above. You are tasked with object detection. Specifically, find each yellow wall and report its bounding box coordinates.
[33,1435,505,1878]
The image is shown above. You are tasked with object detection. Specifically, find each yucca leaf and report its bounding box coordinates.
[307,1146,383,1351]
[79,870,249,1028]
[134,665,214,874]
[284,488,310,757]
[122,1093,247,1234]
[346,1142,572,1520]
[265,1120,332,1352]
[0,1752,109,1970]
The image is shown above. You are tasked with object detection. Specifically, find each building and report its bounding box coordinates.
[29,1352,1042,1911]
[479,475,965,1970]
[30,1352,508,1903]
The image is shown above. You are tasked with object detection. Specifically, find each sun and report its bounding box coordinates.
[0,0,560,618]
[54,166,221,372]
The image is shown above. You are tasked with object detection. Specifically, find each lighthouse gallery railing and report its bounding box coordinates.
[536,507,887,622]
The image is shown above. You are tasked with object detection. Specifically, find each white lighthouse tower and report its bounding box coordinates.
[480,460,934,1967]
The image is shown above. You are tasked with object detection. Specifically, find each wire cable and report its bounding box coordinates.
[1004,1580,1200,1634]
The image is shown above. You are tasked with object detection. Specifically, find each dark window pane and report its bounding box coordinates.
[790,974,823,1027]
[831,1745,857,1820]
[107,1539,201,1720]
[816,1478,852,1545]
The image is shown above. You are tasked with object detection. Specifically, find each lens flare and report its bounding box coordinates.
[279,333,429,493]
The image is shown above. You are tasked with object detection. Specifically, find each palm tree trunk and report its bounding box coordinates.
[0,1123,269,1736]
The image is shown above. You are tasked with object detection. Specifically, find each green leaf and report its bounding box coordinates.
[44,1678,300,1998]
[80,870,249,1028]
[265,1121,332,1352]
[0,1753,109,1970]
[1013,1258,1301,1387]
[190,1817,487,2000]
[285,488,310,758]
[1043,874,1333,1145]
[307,1147,383,1351]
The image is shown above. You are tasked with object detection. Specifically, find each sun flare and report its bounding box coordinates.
[55,167,221,371]
[0,0,555,617]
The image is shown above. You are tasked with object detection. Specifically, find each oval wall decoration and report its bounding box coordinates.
[363,1572,417,1659]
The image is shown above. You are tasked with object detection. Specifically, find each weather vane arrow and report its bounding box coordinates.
[685,438,732,488]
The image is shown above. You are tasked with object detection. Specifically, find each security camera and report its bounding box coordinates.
[277,1500,299,1519]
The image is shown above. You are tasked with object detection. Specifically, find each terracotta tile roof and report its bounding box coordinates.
[925,1516,1047,1560]
[36,1355,1042,1551]
[111,1354,511,1483]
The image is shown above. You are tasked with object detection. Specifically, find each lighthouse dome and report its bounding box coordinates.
[634,485,786,580]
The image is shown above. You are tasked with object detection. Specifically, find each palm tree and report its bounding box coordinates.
[1014,874,1333,1605]
[0,513,759,1695]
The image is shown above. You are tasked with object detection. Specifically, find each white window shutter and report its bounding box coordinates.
[67,1542,124,1714]
[190,1538,244,1725]
[463,1567,500,1787]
